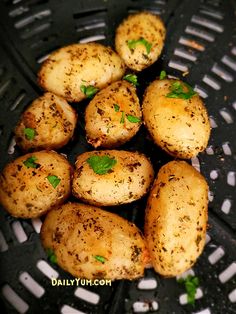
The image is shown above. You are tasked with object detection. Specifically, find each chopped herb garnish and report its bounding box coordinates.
[123,74,139,86]
[86,155,117,175]
[23,156,39,169]
[114,104,120,112]
[127,38,152,54]
[126,114,141,123]
[94,255,107,264]
[166,81,197,99]
[80,84,99,98]
[24,128,36,141]
[47,175,61,188]
[120,111,125,124]
[160,70,167,80]
[178,275,199,305]
[46,248,57,264]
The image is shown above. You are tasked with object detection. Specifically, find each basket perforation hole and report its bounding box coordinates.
[61,305,86,314]
[19,272,45,298]
[20,22,52,40]
[206,233,211,244]
[132,301,159,313]
[221,55,236,71]
[1,284,29,314]
[36,260,59,280]
[199,7,224,20]
[74,287,100,304]
[137,278,157,290]
[222,142,232,155]
[206,145,214,155]
[202,74,221,90]
[208,246,225,264]
[191,156,200,172]
[0,78,14,97]
[221,198,232,214]
[178,36,205,51]
[9,5,29,17]
[7,136,16,155]
[31,218,42,233]
[173,47,197,62]
[79,34,106,44]
[211,63,234,82]
[208,190,214,202]
[0,229,8,252]
[194,85,208,98]
[227,171,235,186]
[37,52,51,64]
[209,116,218,128]
[185,25,215,42]
[231,47,236,56]
[210,169,219,180]
[9,91,26,111]
[167,59,189,72]
[229,289,236,303]
[73,8,107,20]
[176,269,195,280]
[194,309,211,314]
[219,108,234,124]
[11,221,27,243]
[127,7,163,15]
[191,15,223,32]
[219,262,236,283]
[179,287,203,305]
[205,0,221,6]
[76,21,106,32]
[14,9,52,29]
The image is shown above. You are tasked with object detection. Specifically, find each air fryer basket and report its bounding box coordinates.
[0,0,236,313]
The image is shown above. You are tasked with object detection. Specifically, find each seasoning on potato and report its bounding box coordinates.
[85,80,142,148]
[15,92,77,151]
[142,78,211,159]
[72,150,154,206]
[38,42,126,102]
[41,202,150,280]
[115,11,166,71]
[145,161,208,277]
[0,151,72,218]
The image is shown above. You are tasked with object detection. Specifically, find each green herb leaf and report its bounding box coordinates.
[23,156,39,169]
[120,111,125,124]
[166,81,197,99]
[94,255,107,264]
[127,38,152,54]
[46,248,57,264]
[47,175,61,188]
[86,155,117,175]
[160,70,167,80]
[123,74,139,86]
[114,104,120,112]
[80,84,99,98]
[24,128,36,141]
[126,114,141,123]
[177,275,200,305]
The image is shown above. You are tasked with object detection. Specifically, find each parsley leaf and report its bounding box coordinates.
[126,114,141,123]
[166,81,197,99]
[86,155,117,175]
[177,275,199,305]
[127,38,152,54]
[94,255,107,264]
[114,104,120,112]
[120,111,125,124]
[46,248,57,264]
[80,84,99,98]
[23,156,40,169]
[47,175,61,188]
[24,128,36,141]
[123,74,139,86]
[160,70,167,80]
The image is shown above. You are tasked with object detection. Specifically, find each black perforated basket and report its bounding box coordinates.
[0,0,236,313]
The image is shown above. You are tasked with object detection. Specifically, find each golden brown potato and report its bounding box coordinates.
[145,161,208,277]
[15,92,77,151]
[0,151,72,218]
[72,150,154,206]
[41,202,150,280]
[115,12,166,71]
[142,78,211,159]
[85,80,142,148]
[38,43,126,102]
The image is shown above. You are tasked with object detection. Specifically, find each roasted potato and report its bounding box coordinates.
[38,43,126,102]
[15,92,77,151]
[0,151,72,218]
[72,150,154,206]
[85,80,142,148]
[115,12,166,71]
[145,161,208,277]
[142,78,211,159]
[41,202,150,280]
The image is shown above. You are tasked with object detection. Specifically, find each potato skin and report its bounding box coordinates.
[0,151,72,218]
[145,161,208,277]
[115,12,166,71]
[15,92,77,151]
[85,80,142,148]
[41,202,150,280]
[142,79,211,159]
[72,150,154,206]
[38,43,126,102]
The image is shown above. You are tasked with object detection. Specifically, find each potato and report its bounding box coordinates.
[85,80,142,148]
[72,150,154,206]
[142,78,211,159]
[145,161,208,277]
[41,202,150,280]
[15,92,77,151]
[0,151,72,218]
[38,43,126,102]
[115,12,166,71]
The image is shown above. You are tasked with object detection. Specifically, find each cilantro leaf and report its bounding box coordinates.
[120,111,125,124]
[166,81,197,99]
[46,248,57,264]
[126,114,141,123]
[127,38,152,54]
[86,155,117,175]
[47,175,61,188]
[80,84,99,98]
[177,275,200,305]
[123,74,139,86]
[24,128,36,141]
[160,70,167,80]
[23,156,40,169]
[114,104,120,112]
[94,255,107,264]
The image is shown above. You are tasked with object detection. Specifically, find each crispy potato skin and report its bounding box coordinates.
[0,151,72,218]
[145,161,208,277]
[41,202,150,280]
[142,79,211,159]
[85,80,142,148]
[115,12,166,71]
[15,92,77,151]
[38,43,126,102]
[72,150,154,206]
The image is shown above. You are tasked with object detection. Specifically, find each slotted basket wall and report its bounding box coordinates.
[0,0,236,313]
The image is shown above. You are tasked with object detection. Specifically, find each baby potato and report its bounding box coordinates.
[142,78,211,159]
[145,161,208,277]
[38,43,126,102]
[41,202,150,280]
[0,151,72,218]
[85,80,142,148]
[15,92,77,151]
[72,150,154,206]
[115,12,166,71]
